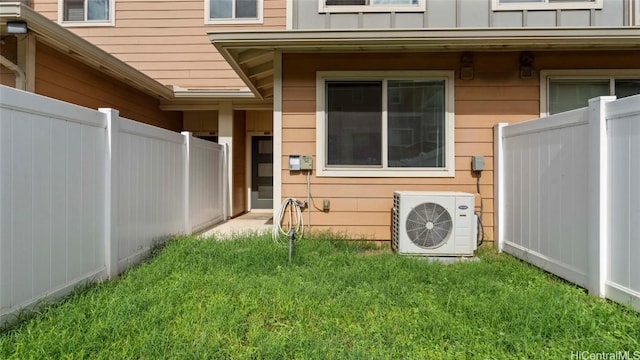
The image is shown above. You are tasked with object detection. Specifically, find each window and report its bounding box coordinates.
[492,0,602,11]
[59,0,113,26]
[541,71,640,116]
[316,71,455,177]
[320,0,424,13]
[206,0,262,24]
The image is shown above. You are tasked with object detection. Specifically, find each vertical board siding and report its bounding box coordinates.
[294,0,625,30]
[501,109,590,286]
[189,138,225,233]
[0,86,107,319]
[606,96,640,308]
[117,118,185,273]
[33,0,285,90]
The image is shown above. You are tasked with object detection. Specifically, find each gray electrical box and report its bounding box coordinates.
[472,156,484,172]
[289,155,313,171]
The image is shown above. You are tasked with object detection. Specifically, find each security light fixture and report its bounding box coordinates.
[460,52,474,80]
[6,21,28,34]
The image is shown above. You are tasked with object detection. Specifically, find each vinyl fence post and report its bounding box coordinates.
[182,131,192,235]
[100,108,119,280]
[587,96,615,298]
[494,123,508,252]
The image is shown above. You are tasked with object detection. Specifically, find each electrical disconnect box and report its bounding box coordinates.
[472,156,484,172]
[289,155,313,171]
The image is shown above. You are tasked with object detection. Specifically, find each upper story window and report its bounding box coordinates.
[493,0,602,11]
[59,0,114,26]
[320,0,425,13]
[206,0,263,24]
[316,71,455,178]
[540,70,640,116]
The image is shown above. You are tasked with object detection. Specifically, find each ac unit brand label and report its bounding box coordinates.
[458,205,469,210]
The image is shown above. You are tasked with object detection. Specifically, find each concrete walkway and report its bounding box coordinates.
[200,210,274,238]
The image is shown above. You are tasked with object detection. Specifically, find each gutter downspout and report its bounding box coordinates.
[0,53,26,90]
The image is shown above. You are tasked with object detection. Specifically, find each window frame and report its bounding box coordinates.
[492,0,602,11]
[58,0,115,27]
[540,70,640,117]
[205,0,264,25]
[318,0,426,14]
[316,71,455,178]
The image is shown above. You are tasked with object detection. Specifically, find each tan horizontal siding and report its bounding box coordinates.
[32,0,285,89]
[1,65,16,87]
[282,50,640,242]
[277,52,510,241]
[35,41,181,131]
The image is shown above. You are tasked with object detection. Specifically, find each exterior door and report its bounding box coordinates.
[251,136,273,209]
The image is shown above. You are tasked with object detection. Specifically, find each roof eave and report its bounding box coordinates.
[208,27,640,51]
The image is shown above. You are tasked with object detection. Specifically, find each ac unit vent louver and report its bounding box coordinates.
[392,191,477,256]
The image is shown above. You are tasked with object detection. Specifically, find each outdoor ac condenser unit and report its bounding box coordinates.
[392,191,477,256]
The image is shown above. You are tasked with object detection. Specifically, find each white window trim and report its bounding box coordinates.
[315,71,455,178]
[205,0,264,25]
[540,69,640,117]
[58,0,115,27]
[492,0,602,11]
[634,0,640,26]
[319,0,426,14]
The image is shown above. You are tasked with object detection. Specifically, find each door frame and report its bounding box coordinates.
[246,132,274,211]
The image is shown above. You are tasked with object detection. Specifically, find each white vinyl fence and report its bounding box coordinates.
[495,95,640,311]
[0,86,227,325]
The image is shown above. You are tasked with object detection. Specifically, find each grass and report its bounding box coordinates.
[1,233,639,359]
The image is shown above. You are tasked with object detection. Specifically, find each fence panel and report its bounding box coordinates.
[500,108,590,287]
[117,118,185,273]
[0,87,229,325]
[189,137,226,233]
[606,96,640,310]
[0,86,107,324]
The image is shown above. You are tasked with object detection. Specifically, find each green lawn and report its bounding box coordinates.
[1,234,639,359]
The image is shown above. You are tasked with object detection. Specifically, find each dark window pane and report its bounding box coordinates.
[327,82,382,166]
[615,79,640,99]
[87,0,108,20]
[211,0,232,18]
[237,0,258,18]
[549,79,609,114]
[388,80,446,168]
[64,0,85,21]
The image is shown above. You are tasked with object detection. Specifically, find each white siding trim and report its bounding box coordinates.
[204,0,264,25]
[272,50,283,215]
[318,0,426,13]
[57,0,115,27]
[492,0,603,11]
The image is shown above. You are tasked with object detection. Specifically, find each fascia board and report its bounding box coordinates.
[208,28,640,51]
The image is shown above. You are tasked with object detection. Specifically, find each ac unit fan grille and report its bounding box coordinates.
[405,202,452,248]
